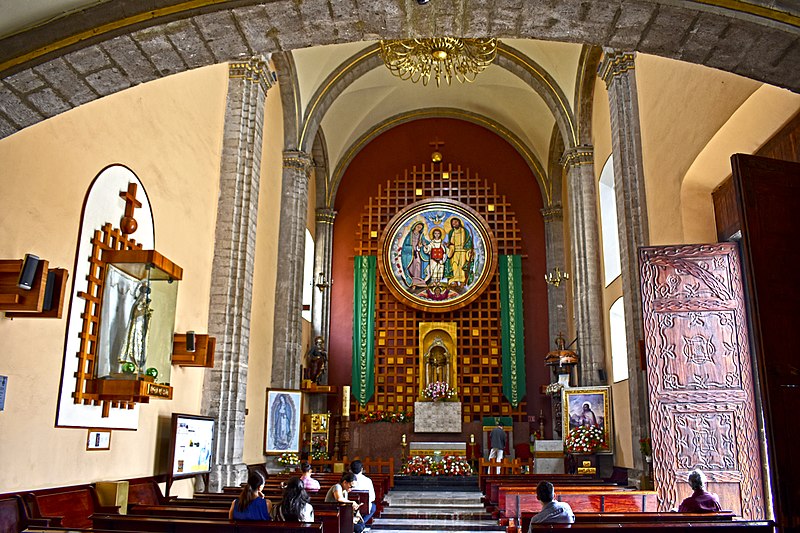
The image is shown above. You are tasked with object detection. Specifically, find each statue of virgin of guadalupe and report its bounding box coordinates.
[120,282,153,373]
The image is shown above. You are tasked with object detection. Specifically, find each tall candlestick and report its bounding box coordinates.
[342,385,350,417]
[401,433,407,444]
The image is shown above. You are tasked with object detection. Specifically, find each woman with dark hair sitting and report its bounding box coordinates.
[300,461,321,492]
[274,477,314,522]
[229,471,272,521]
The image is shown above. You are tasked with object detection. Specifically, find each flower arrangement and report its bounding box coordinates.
[276,452,300,467]
[310,450,329,460]
[400,455,472,476]
[311,434,328,453]
[422,381,455,402]
[358,410,413,424]
[564,424,606,454]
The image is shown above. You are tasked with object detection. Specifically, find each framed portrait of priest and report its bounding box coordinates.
[263,389,303,455]
[378,198,497,312]
[562,386,613,454]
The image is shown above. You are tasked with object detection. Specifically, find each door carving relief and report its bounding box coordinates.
[639,243,763,518]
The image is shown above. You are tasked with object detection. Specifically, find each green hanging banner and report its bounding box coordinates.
[352,255,377,406]
[499,254,526,407]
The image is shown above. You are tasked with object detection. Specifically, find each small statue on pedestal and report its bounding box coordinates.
[307,336,328,385]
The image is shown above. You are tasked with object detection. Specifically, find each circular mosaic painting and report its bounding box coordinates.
[378,199,497,312]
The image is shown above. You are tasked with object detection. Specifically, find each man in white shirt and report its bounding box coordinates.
[350,460,376,524]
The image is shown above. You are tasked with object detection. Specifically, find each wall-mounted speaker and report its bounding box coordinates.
[42,271,56,311]
[598,368,607,382]
[17,254,39,290]
[186,331,196,353]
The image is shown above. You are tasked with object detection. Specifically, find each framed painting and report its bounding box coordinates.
[263,389,303,455]
[378,198,497,312]
[562,386,613,454]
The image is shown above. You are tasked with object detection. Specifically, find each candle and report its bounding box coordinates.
[402,434,407,444]
[342,385,350,417]
[470,434,475,444]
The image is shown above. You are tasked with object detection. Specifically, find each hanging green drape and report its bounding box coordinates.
[499,254,526,407]
[352,255,377,406]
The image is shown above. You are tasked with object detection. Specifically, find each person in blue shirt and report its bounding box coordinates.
[229,471,272,521]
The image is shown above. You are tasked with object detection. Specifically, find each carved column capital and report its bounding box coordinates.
[316,208,337,225]
[283,150,313,174]
[560,145,594,169]
[598,49,636,87]
[541,203,563,222]
[229,55,274,91]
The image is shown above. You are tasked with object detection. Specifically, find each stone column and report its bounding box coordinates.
[202,57,272,491]
[311,208,336,371]
[599,49,651,479]
[270,151,312,389]
[542,204,569,343]
[561,145,606,386]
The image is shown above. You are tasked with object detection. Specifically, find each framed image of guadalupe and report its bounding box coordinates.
[378,198,498,312]
[562,386,613,454]
[263,389,303,455]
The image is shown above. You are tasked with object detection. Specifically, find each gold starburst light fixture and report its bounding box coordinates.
[379,38,498,87]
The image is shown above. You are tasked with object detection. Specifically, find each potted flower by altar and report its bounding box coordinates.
[400,455,473,476]
[422,381,456,401]
[564,425,606,475]
[277,452,300,473]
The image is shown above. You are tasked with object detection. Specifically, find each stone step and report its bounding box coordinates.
[394,475,480,492]
[379,510,494,520]
[387,490,484,506]
[370,517,505,531]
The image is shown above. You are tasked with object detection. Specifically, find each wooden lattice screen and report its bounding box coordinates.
[353,163,527,423]
[74,222,142,417]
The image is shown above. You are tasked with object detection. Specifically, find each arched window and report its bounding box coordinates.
[609,297,628,382]
[599,156,621,285]
[302,229,314,322]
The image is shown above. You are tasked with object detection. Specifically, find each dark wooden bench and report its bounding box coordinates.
[24,486,119,528]
[501,489,658,518]
[92,513,324,532]
[524,521,774,532]
[128,479,169,508]
[0,494,51,532]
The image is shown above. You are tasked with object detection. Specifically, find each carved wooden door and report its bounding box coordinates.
[639,243,763,518]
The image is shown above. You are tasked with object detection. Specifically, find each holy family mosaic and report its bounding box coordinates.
[379,199,497,312]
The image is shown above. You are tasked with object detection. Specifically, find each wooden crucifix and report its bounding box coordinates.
[119,182,142,235]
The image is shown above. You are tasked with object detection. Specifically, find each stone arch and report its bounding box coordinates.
[327,108,550,208]
[1,1,798,139]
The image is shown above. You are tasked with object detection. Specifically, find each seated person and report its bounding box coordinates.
[350,459,377,523]
[273,477,314,522]
[325,472,365,533]
[229,471,272,521]
[678,469,722,512]
[300,461,321,492]
[528,481,575,529]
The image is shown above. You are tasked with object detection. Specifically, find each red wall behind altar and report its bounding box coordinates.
[328,117,551,431]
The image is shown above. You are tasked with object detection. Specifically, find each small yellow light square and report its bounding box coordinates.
[379,331,386,337]
[473,376,480,383]
[407,396,413,403]
[464,405,471,412]
[388,357,395,364]
[492,358,499,365]
[482,358,489,365]
[463,358,469,365]
[378,376,385,383]
[407,376,414,383]
[464,387,471,394]
[488,204,495,211]
[407,367,414,374]
[378,339,385,345]
[370,231,378,238]
[406,348,413,355]
[464,415,471,423]
[502,406,510,413]
[398,357,404,364]
[442,172,450,179]
[483,405,490,412]
[397,386,404,393]
[472,329,479,336]
[388,396,394,403]
[491,348,498,355]
[415,189,423,196]
[368,404,375,411]
[491,340,498,346]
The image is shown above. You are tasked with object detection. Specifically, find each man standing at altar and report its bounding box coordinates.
[489,420,506,473]
[350,460,376,524]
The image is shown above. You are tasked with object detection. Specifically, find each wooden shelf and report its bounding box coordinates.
[6,268,69,318]
[0,258,49,313]
[172,333,216,368]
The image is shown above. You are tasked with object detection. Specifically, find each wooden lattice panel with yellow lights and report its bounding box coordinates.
[354,162,526,422]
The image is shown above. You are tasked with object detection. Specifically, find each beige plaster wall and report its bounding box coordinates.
[635,54,759,245]
[243,80,284,465]
[0,64,228,493]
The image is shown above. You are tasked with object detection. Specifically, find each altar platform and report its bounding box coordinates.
[410,441,467,457]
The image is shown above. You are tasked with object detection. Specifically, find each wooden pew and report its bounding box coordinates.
[509,511,738,533]
[92,513,324,532]
[0,494,51,531]
[24,486,119,528]
[523,520,774,532]
[485,476,603,508]
[128,479,169,507]
[501,489,658,520]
